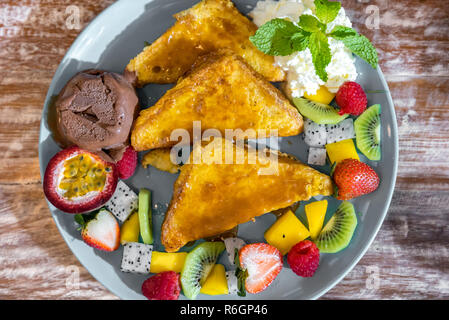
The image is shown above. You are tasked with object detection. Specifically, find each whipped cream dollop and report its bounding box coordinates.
[249,0,358,98]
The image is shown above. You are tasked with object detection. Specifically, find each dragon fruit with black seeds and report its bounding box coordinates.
[104,180,138,223]
[225,270,239,295]
[304,118,327,147]
[121,242,153,274]
[308,147,327,166]
[326,118,355,144]
[224,237,246,265]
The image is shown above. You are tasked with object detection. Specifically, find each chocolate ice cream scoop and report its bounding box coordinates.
[55,69,139,161]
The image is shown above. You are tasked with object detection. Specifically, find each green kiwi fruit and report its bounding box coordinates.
[355,104,381,160]
[314,201,357,253]
[180,241,225,300]
[293,97,348,124]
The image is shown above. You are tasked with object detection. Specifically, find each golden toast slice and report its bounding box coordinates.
[131,52,303,151]
[124,0,285,86]
[142,148,182,174]
[161,138,333,252]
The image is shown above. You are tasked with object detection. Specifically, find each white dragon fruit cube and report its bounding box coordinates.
[104,180,138,223]
[326,118,355,144]
[304,118,327,147]
[121,242,153,274]
[308,147,327,166]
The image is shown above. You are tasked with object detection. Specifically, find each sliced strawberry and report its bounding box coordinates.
[43,146,118,214]
[78,209,120,251]
[239,243,283,294]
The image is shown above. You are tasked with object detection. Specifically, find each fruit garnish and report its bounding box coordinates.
[116,146,138,180]
[180,241,225,300]
[224,237,246,265]
[104,180,138,223]
[150,251,187,274]
[325,138,359,164]
[293,97,348,125]
[76,209,120,252]
[138,188,153,245]
[287,240,320,277]
[308,147,327,166]
[43,146,118,214]
[121,242,153,274]
[332,158,380,200]
[326,118,355,144]
[305,200,328,240]
[304,85,335,105]
[304,118,327,147]
[120,211,140,245]
[225,270,239,295]
[355,104,381,160]
[200,264,229,296]
[264,209,310,255]
[239,243,283,294]
[141,271,181,300]
[335,81,367,115]
[314,201,357,253]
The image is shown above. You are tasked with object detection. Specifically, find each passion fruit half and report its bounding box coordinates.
[43,146,118,214]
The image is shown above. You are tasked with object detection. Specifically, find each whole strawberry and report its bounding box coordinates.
[116,146,138,180]
[335,81,367,116]
[142,271,181,300]
[287,240,320,277]
[333,158,380,200]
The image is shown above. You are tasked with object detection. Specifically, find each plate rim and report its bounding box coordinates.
[38,0,399,300]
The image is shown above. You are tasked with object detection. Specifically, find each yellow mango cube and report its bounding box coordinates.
[200,264,229,295]
[304,86,335,105]
[264,209,310,255]
[120,211,140,245]
[150,251,187,273]
[305,200,328,240]
[325,139,359,164]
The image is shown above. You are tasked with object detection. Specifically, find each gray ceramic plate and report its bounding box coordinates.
[39,0,398,300]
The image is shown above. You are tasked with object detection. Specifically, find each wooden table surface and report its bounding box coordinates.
[0,0,448,300]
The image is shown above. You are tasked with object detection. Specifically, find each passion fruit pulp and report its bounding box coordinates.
[43,146,118,214]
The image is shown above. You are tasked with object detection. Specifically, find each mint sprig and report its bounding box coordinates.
[249,18,309,56]
[249,0,379,81]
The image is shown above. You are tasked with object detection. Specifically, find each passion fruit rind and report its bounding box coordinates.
[43,146,118,214]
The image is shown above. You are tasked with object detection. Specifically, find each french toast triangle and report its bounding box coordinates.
[131,51,303,151]
[124,0,285,86]
[161,137,334,252]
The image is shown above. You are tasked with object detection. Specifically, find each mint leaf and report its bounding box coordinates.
[328,25,357,39]
[340,34,378,68]
[315,0,341,24]
[308,31,331,82]
[299,14,326,33]
[291,29,311,52]
[250,18,305,56]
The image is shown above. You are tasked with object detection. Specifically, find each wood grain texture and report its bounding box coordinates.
[0,0,448,300]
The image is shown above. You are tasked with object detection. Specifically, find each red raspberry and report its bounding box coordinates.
[141,271,181,300]
[287,240,320,277]
[335,81,367,116]
[116,146,137,180]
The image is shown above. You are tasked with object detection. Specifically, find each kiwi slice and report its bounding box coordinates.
[314,201,357,253]
[293,97,348,124]
[355,104,381,160]
[180,241,225,300]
